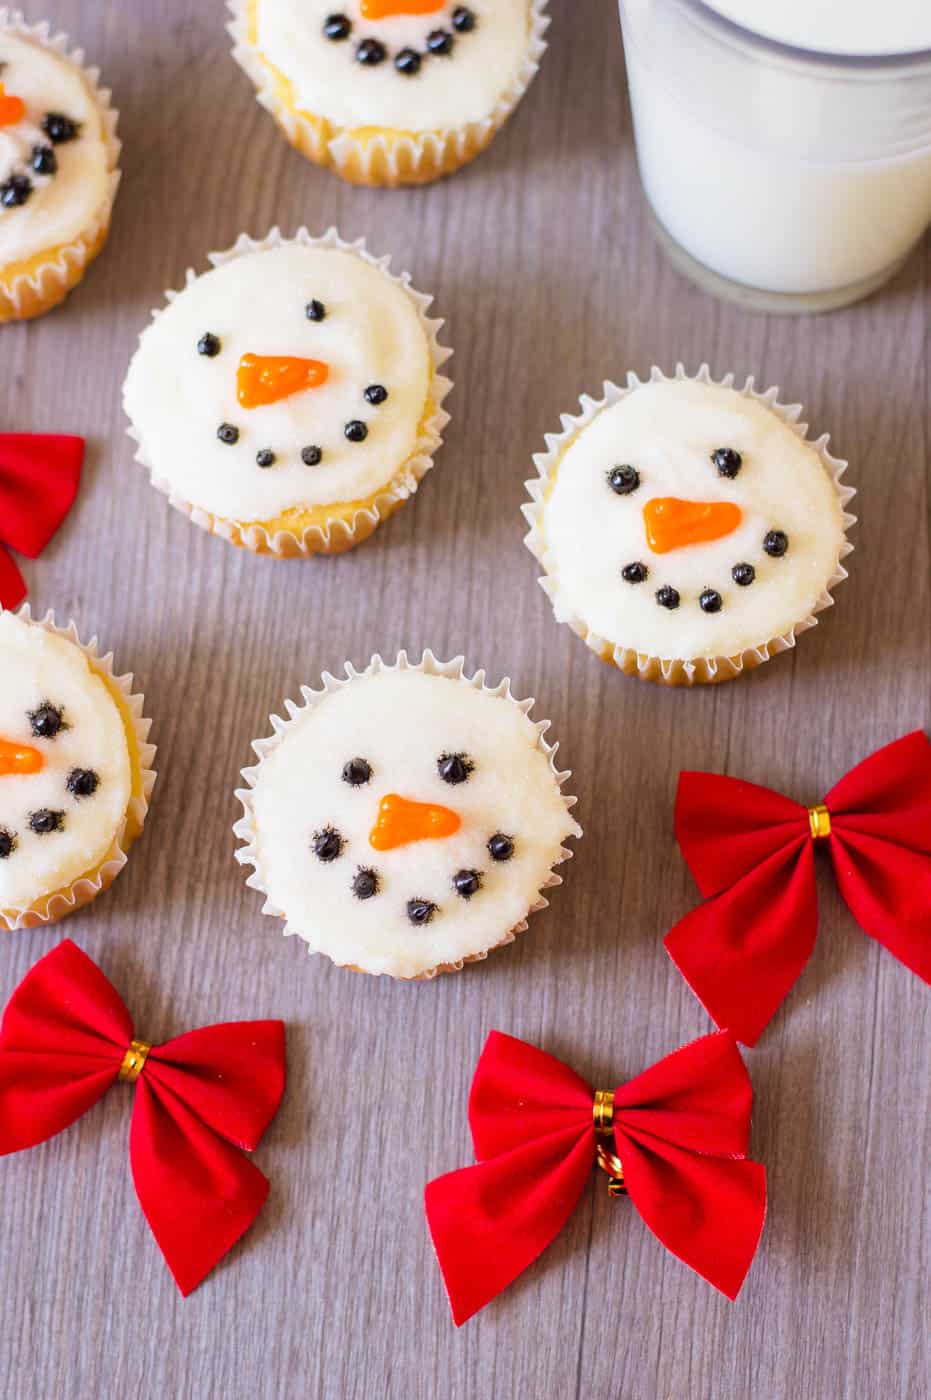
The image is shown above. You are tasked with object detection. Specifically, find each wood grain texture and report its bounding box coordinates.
[0,2,929,1397]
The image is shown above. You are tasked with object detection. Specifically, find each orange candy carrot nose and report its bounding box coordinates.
[369,793,461,851]
[236,354,329,409]
[0,84,25,127]
[643,497,743,554]
[360,0,444,17]
[0,738,44,777]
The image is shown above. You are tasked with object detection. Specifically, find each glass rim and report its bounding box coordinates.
[678,0,931,69]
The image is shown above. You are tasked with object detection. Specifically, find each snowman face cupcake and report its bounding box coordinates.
[123,232,450,554]
[0,611,150,924]
[526,372,855,684]
[236,655,580,979]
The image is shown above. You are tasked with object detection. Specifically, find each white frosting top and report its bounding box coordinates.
[540,380,846,660]
[0,613,131,912]
[0,30,110,265]
[248,668,579,978]
[123,242,433,521]
[705,0,931,56]
[253,0,532,131]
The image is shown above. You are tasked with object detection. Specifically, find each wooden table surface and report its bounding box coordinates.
[1,2,929,1396]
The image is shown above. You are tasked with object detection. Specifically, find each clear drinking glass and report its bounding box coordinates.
[618,0,931,312]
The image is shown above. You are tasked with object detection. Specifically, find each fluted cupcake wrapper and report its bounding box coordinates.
[0,8,120,322]
[234,649,580,980]
[124,226,453,557]
[0,607,157,930]
[523,363,857,687]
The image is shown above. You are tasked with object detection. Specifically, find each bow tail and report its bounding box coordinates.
[130,1078,270,1296]
[0,545,26,610]
[618,1131,767,1299]
[665,840,817,1045]
[425,1124,594,1326]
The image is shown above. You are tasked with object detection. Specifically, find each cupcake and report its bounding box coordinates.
[123,228,451,556]
[0,608,156,930]
[0,10,120,322]
[234,652,580,979]
[227,1,548,187]
[523,366,856,686]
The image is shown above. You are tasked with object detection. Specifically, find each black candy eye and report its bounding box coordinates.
[306,299,326,322]
[0,175,32,207]
[438,752,473,785]
[364,384,388,405]
[323,14,352,40]
[217,423,239,445]
[43,113,79,143]
[699,589,723,613]
[0,829,16,859]
[67,768,99,799]
[407,898,436,926]
[711,447,742,478]
[29,703,65,739]
[342,757,372,786]
[312,826,343,862]
[31,144,56,176]
[763,530,789,558]
[344,420,368,442]
[356,38,387,65]
[426,29,454,54]
[607,465,640,496]
[656,586,680,610]
[198,332,221,357]
[29,809,64,835]
[352,867,379,900]
[732,562,755,586]
[452,6,476,32]
[487,833,514,862]
[395,48,421,75]
[301,445,323,466]
[621,562,648,584]
[256,449,276,468]
[454,869,481,900]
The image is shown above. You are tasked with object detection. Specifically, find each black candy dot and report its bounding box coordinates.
[198,332,221,357]
[306,299,326,322]
[31,144,57,176]
[487,833,514,862]
[312,826,343,862]
[323,14,352,40]
[607,465,640,496]
[700,589,723,613]
[656,586,681,610]
[395,48,421,76]
[438,752,473,785]
[356,38,387,65]
[352,867,379,900]
[732,562,756,586]
[43,112,79,144]
[217,423,239,445]
[29,703,64,739]
[454,869,482,900]
[621,562,648,584]
[452,6,476,32]
[29,809,64,835]
[344,420,368,442]
[364,384,388,405]
[0,829,16,859]
[256,449,276,468]
[0,175,32,207]
[712,447,742,478]
[407,898,436,926]
[426,29,454,54]
[763,530,789,558]
[301,445,323,466]
[342,757,372,787]
[67,768,99,799]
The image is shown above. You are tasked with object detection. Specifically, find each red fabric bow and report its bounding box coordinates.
[0,940,286,1295]
[0,433,83,609]
[425,1030,766,1325]
[666,732,931,1047]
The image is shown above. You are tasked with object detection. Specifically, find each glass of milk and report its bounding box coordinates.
[618,0,931,311]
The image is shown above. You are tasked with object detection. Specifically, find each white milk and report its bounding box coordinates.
[619,0,931,307]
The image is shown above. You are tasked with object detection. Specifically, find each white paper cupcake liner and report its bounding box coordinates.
[0,606,157,931]
[233,649,580,980]
[227,0,549,187]
[0,9,120,321]
[124,226,453,557]
[523,364,857,687]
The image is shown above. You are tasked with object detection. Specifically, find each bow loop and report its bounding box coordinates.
[146,1023,287,1151]
[0,433,84,608]
[676,771,809,897]
[469,1030,593,1161]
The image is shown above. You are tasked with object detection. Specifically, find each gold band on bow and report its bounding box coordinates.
[593,1090,626,1195]
[808,804,831,841]
[118,1039,151,1083]
[593,1089,615,1135]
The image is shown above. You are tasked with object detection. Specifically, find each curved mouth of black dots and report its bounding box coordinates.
[619,534,788,611]
[0,112,76,211]
[323,7,478,76]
